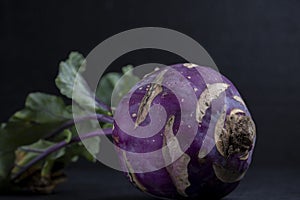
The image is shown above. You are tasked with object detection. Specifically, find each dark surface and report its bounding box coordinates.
[0,163,299,200]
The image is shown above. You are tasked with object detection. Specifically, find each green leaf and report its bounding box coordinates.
[96,65,140,107]
[0,152,14,188]
[0,52,113,191]
[41,159,55,178]
[11,93,72,123]
[55,52,100,112]
[68,106,101,161]
[113,65,140,107]
[102,123,113,129]
[10,139,67,194]
[81,137,99,161]
[96,72,121,106]
[121,65,134,74]
[56,142,96,164]
[0,93,72,186]
[63,129,73,143]
[0,93,72,152]
[12,139,66,178]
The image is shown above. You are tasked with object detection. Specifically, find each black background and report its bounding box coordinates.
[1,0,299,199]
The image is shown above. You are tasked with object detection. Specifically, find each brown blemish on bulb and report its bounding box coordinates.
[215,108,256,160]
[135,69,167,127]
[196,83,229,124]
[197,148,209,164]
[214,106,228,157]
[239,153,249,161]
[230,108,245,116]
[162,115,191,197]
[122,151,147,192]
[233,95,246,106]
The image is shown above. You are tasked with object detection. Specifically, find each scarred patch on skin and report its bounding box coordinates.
[215,108,256,160]
[162,115,191,197]
[198,148,209,159]
[196,83,229,124]
[183,63,198,68]
[135,69,167,128]
[239,153,249,160]
[214,106,227,157]
[233,95,246,106]
[122,151,147,192]
[213,163,246,183]
[230,108,245,116]
[197,148,208,165]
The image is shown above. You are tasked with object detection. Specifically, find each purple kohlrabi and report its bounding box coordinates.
[112,63,256,199]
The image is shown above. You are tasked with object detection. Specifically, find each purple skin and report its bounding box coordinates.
[112,64,256,199]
